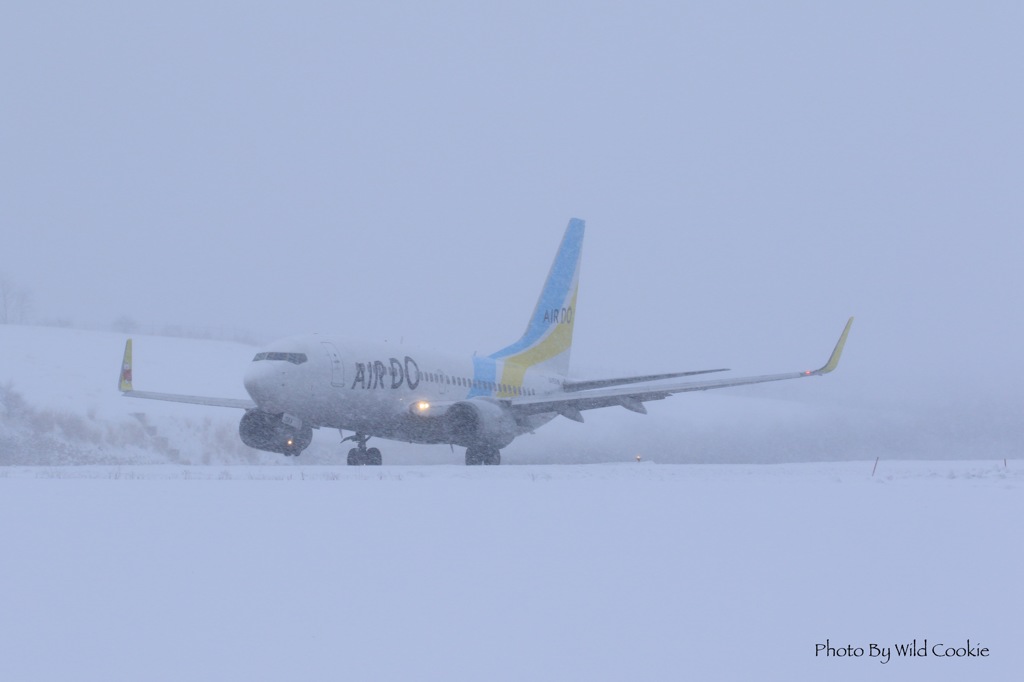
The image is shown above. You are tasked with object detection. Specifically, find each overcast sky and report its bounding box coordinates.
[2,2,1021,458]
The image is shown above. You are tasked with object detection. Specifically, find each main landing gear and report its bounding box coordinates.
[343,433,382,466]
[340,433,501,466]
[465,446,501,466]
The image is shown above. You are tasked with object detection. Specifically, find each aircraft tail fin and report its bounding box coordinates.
[489,218,584,379]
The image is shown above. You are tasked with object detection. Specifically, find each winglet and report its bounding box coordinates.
[814,317,853,375]
[119,339,134,392]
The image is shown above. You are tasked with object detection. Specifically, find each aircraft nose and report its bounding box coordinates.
[244,362,285,411]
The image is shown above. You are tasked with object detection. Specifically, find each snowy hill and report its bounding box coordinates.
[0,325,274,465]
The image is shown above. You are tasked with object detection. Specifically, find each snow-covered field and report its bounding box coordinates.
[1,461,1020,681]
[0,325,274,465]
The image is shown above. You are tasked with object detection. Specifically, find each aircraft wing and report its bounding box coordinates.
[118,339,256,410]
[509,317,854,420]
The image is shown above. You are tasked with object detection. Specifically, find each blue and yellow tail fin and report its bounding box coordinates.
[489,218,584,382]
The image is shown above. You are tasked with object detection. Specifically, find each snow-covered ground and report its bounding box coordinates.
[1,461,1020,681]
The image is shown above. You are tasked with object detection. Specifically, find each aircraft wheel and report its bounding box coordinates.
[484,449,501,465]
[347,448,364,466]
[366,447,382,466]
[465,447,483,465]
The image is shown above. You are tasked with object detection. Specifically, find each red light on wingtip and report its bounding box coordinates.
[803,370,812,375]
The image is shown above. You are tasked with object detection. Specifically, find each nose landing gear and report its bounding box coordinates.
[342,433,382,466]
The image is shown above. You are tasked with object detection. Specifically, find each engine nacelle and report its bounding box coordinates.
[444,399,518,448]
[239,410,313,456]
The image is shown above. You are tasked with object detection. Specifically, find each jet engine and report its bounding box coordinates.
[239,409,313,456]
[444,399,518,448]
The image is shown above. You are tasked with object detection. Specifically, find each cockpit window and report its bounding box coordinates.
[252,352,308,364]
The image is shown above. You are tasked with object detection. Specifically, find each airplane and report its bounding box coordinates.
[118,218,853,465]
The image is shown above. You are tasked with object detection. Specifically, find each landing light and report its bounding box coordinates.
[416,401,431,412]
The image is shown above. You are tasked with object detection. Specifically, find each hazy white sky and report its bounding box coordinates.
[2,2,1022,452]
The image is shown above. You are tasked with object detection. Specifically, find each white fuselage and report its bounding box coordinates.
[242,335,558,445]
